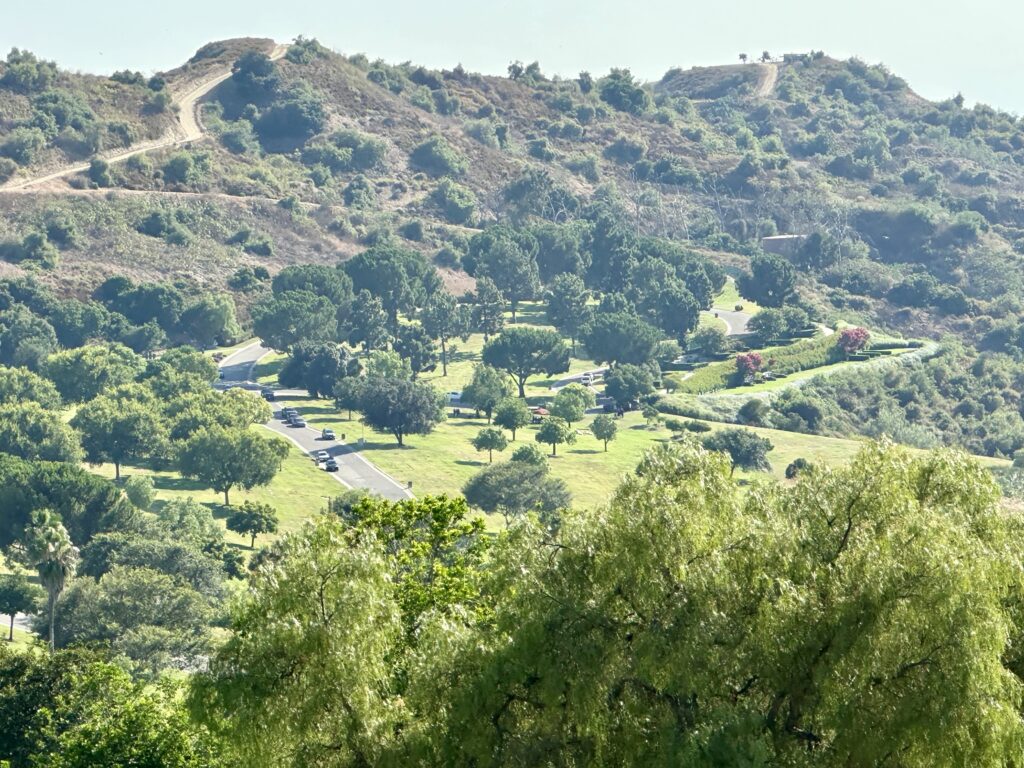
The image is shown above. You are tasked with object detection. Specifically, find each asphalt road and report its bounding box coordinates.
[217,343,412,502]
[217,341,272,386]
[264,402,412,502]
[711,308,752,335]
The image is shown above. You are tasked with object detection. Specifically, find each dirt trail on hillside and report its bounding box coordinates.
[0,44,289,192]
[755,63,778,97]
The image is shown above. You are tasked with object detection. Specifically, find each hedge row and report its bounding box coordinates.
[669,334,842,395]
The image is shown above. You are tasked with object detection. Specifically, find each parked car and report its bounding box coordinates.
[260,388,275,401]
[446,391,462,405]
[315,450,330,462]
[218,371,225,380]
[321,428,336,440]
[324,458,340,472]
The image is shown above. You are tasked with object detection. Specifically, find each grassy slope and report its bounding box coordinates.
[254,297,1008,513]
[86,426,342,547]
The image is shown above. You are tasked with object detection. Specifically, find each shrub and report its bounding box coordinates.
[123,474,156,510]
[528,138,555,161]
[603,135,646,164]
[433,89,461,115]
[162,152,204,185]
[785,457,812,479]
[227,229,274,257]
[599,68,651,114]
[87,158,112,187]
[838,327,870,355]
[431,178,477,224]
[343,174,376,208]
[465,120,499,148]
[1,49,57,93]
[0,232,59,268]
[566,154,600,182]
[0,158,18,182]
[0,127,46,165]
[735,352,763,377]
[285,36,329,64]
[137,211,191,246]
[220,120,259,154]
[399,220,425,241]
[410,136,467,177]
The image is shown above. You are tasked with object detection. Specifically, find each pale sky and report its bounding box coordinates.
[3,0,1022,114]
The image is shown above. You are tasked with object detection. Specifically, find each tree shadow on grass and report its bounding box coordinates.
[352,440,409,452]
[455,459,487,468]
[569,448,602,455]
[152,475,209,494]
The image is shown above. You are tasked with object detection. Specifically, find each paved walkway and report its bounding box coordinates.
[217,343,412,501]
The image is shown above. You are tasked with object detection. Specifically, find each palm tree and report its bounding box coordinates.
[22,511,78,650]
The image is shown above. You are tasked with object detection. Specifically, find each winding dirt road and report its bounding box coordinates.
[755,63,778,98]
[0,43,288,192]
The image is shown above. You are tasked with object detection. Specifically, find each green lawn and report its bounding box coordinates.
[273,379,1014,516]
[86,426,342,547]
[697,311,728,333]
[253,352,287,385]
[4,625,41,650]
[712,277,760,314]
[204,338,258,358]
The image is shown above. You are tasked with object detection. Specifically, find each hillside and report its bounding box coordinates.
[0,40,1022,338]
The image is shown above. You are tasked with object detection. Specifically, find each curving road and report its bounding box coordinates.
[216,342,412,502]
[711,308,752,335]
[0,43,288,192]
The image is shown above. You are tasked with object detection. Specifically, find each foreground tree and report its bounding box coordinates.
[178,427,290,505]
[482,327,569,397]
[189,518,403,766]
[415,442,1024,765]
[227,501,280,548]
[0,649,223,767]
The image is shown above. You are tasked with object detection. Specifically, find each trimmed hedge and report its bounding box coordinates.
[670,334,843,395]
